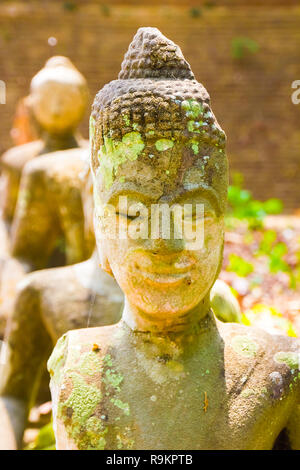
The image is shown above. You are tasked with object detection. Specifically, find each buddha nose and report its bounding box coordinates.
[144,205,186,254]
[147,235,185,255]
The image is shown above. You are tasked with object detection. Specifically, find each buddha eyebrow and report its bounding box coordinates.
[167,187,220,215]
[107,190,154,206]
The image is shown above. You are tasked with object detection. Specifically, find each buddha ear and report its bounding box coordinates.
[97,244,114,277]
[102,255,114,277]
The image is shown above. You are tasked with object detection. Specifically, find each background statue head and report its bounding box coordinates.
[90,28,228,327]
[29,56,88,136]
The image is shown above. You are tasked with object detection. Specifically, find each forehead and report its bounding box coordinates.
[93,137,225,213]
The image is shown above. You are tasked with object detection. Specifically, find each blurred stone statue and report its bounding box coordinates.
[1,56,88,225]
[0,57,91,332]
[49,28,300,450]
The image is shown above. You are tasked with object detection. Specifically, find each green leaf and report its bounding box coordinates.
[263,198,283,215]
[227,254,254,277]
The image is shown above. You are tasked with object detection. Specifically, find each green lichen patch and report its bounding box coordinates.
[231,335,258,358]
[98,132,145,189]
[57,372,106,449]
[155,139,174,152]
[274,351,299,370]
[47,334,68,384]
[181,99,203,119]
[187,120,201,134]
[110,398,130,416]
[116,433,135,450]
[104,354,113,367]
[78,351,102,376]
[59,372,102,422]
[83,417,108,450]
[122,114,130,127]
[103,369,124,392]
[240,388,257,398]
[188,139,199,155]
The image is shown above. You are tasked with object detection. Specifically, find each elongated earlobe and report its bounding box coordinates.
[97,244,113,277]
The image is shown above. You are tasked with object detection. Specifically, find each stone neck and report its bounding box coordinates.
[41,131,79,154]
[122,293,212,335]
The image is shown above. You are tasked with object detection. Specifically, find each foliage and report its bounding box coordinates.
[100,4,111,16]
[256,230,296,289]
[231,37,259,60]
[25,422,55,451]
[227,173,283,229]
[226,174,299,289]
[63,2,77,12]
[189,8,202,18]
[227,254,254,277]
[242,304,297,337]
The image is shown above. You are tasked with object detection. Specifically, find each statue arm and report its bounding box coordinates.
[57,185,88,265]
[0,169,20,222]
[10,163,58,269]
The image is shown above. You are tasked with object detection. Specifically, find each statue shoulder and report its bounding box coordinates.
[21,148,87,195]
[48,326,117,383]
[218,321,300,396]
[218,320,300,354]
[1,140,43,171]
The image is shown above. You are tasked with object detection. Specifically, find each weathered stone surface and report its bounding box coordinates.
[49,28,300,450]
[50,319,300,450]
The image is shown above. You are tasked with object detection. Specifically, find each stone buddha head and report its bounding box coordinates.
[90,28,228,331]
[29,56,88,136]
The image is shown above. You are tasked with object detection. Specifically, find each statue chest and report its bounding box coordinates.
[101,378,290,450]
[57,365,292,450]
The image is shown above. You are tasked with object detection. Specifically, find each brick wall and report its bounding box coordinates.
[0,0,299,209]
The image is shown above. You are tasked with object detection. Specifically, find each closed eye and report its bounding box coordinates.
[116,212,140,221]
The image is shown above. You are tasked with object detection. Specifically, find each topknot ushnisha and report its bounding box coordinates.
[91,27,225,144]
[118,27,195,80]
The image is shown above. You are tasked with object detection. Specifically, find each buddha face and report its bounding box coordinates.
[93,134,226,320]
[30,62,88,135]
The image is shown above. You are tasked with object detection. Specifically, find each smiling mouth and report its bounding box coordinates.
[138,270,192,287]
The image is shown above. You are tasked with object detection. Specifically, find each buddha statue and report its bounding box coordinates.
[0,59,90,331]
[48,28,300,450]
[0,159,240,450]
[0,56,88,225]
